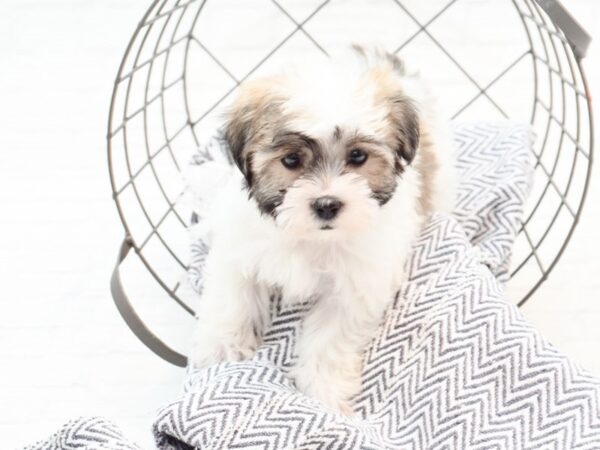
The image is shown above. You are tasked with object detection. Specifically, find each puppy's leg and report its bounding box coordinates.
[292,288,390,415]
[189,253,270,367]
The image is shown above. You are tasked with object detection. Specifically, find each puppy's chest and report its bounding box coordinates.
[255,242,394,303]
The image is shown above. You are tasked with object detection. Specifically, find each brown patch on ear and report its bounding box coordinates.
[361,51,420,172]
[387,94,420,169]
[224,77,286,187]
[360,51,439,214]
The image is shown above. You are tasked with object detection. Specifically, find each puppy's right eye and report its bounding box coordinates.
[281,153,301,169]
[348,148,368,166]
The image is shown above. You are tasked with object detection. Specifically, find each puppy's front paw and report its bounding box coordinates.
[292,360,361,416]
[190,322,259,368]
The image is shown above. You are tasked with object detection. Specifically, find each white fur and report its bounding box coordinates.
[189,49,454,415]
[190,167,421,413]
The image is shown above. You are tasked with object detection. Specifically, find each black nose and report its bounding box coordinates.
[311,196,343,220]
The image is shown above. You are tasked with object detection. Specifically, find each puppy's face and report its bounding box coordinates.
[224,51,419,240]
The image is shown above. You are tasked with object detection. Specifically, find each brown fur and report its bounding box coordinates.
[365,64,420,169]
[340,133,399,204]
[224,76,288,185]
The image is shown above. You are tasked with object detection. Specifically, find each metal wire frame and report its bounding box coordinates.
[107,0,593,365]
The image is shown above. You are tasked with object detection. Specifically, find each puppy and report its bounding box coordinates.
[190,46,454,414]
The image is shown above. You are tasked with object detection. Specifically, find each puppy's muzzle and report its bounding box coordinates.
[311,196,343,221]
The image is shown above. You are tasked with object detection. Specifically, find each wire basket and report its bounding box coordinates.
[107,0,593,367]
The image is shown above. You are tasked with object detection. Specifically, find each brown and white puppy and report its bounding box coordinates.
[190,46,454,414]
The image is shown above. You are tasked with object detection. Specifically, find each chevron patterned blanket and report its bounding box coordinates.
[24,123,600,450]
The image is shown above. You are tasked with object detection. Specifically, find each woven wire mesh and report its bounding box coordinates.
[107,0,593,349]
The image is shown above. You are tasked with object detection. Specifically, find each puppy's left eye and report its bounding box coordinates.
[348,149,368,166]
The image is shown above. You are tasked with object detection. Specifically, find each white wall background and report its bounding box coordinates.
[0,1,598,448]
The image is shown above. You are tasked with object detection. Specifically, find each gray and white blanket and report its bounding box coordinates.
[24,122,600,449]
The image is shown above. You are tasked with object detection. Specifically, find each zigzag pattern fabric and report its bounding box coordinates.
[164,122,600,449]
[23,123,600,449]
[22,416,143,450]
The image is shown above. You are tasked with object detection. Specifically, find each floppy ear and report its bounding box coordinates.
[223,79,284,188]
[224,104,255,187]
[388,94,420,168]
[358,47,419,167]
